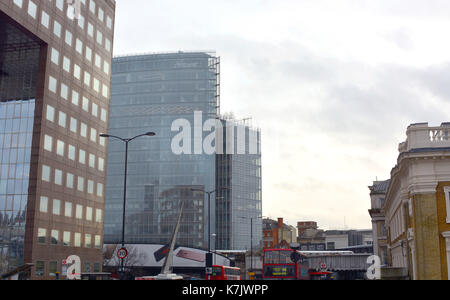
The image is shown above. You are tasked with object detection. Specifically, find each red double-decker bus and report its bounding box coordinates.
[263,249,310,280]
[206,265,241,280]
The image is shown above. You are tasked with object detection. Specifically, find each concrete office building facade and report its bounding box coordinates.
[0,0,115,279]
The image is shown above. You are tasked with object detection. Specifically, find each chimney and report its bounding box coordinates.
[278,218,284,228]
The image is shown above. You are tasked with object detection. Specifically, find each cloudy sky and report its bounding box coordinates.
[113,0,450,230]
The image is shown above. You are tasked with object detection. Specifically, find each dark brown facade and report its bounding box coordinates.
[0,0,115,279]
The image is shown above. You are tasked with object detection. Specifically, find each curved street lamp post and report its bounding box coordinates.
[100,132,156,280]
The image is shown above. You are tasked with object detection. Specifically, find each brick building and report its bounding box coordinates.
[0,0,116,279]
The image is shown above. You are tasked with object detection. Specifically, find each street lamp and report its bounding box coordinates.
[99,132,156,280]
[190,187,229,269]
[239,215,263,277]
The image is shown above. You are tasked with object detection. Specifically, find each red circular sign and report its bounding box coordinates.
[117,248,128,259]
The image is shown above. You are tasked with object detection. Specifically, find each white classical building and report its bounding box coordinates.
[382,123,450,280]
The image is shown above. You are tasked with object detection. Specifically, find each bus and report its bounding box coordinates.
[206,265,241,280]
[263,249,310,280]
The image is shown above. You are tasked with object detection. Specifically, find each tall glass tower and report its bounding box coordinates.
[105,52,220,249]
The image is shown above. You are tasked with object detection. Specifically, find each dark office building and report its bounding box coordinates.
[0,0,116,279]
[105,52,220,249]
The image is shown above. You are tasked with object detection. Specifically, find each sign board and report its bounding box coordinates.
[117,248,128,260]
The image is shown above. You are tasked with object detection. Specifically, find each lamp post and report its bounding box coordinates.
[100,132,156,280]
[191,187,229,275]
[239,215,263,279]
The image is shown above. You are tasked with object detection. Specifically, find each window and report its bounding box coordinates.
[104,61,110,75]
[56,140,64,156]
[36,261,44,277]
[13,0,23,8]
[51,230,59,245]
[85,234,92,248]
[44,135,53,152]
[97,183,103,197]
[53,21,62,38]
[84,71,91,87]
[70,117,78,133]
[82,97,89,112]
[53,199,61,215]
[79,149,86,164]
[106,16,113,29]
[72,90,79,106]
[63,57,71,73]
[75,39,83,55]
[42,165,51,182]
[98,157,104,172]
[55,169,62,185]
[96,209,102,223]
[101,109,107,122]
[445,187,450,224]
[65,202,72,217]
[27,1,37,18]
[51,48,59,65]
[65,30,73,46]
[40,196,48,213]
[74,64,81,80]
[90,128,97,143]
[49,262,58,276]
[49,76,57,93]
[63,232,71,246]
[92,103,98,117]
[95,235,101,249]
[56,0,64,11]
[86,207,93,221]
[77,177,85,192]
[88,180,94,195]
[46,105,55,122]
[94,263,100,273]
[76,204,83,219]
[85,46,92,62]
[61,83,69,100]
[38,228,46,244]
[41,11,50,28]
[66,173,74,189]
[87,22,94,37]
[58,111,66,128]
[89,154,95,168]
[96,30,103,45]
[105,39,111,52]
[74,233,81,247]
[78,15,85,29]
[68,145,76,161]
[89,0,96,14]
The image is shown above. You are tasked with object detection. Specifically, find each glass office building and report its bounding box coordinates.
[0,0,116,279]
[216,119,262,250]
[105,52,219,249]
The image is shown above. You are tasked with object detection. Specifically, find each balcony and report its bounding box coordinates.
[399,123,450,153]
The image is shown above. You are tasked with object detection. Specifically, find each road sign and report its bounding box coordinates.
[117,247,128,260]
[320,262,327,270]
[205,267,213,275]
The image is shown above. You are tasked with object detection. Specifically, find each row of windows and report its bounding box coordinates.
[13,0,113,54]
[43,134,105,172]
[35,260,101,277]
[45,103,106,147]
[37,227,102,249]
[39,196,102,223]
[51,44,110,80]
[41,164,104,198]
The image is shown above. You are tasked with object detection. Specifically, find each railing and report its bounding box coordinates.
[401,123,450,152]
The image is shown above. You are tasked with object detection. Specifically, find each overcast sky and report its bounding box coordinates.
[113,0,450,230]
